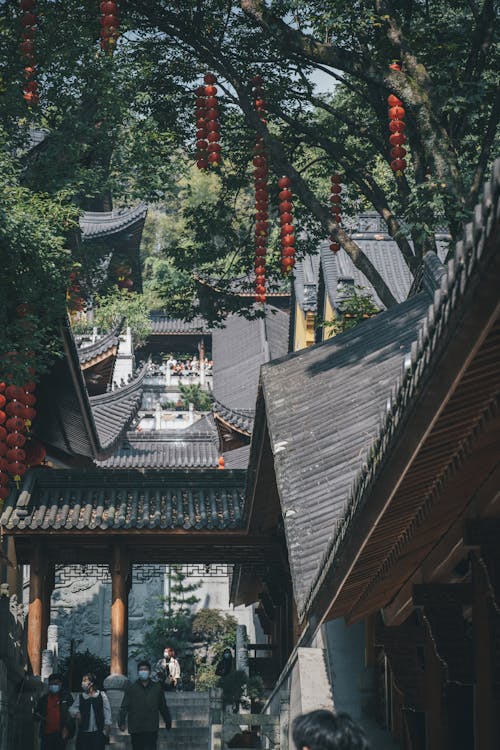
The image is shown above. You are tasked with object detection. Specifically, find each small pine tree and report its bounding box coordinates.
[142,566,201,686]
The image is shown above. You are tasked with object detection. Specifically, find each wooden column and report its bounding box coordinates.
[28,542,47,676]
[110,543,130,675]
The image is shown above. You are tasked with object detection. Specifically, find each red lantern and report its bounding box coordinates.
[7,461,26,482]
[0,472,9,486]
[6,432,26,448]
[19,0,40,106]
[100,0,120,54]
[388,62,407,176]
[7,448,26,463]
[24,438,46,467]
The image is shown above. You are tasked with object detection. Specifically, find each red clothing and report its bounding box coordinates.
[45,694,61,735]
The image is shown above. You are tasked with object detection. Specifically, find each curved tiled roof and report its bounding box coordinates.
[212,401,254,436]
[77,321,124,365]
[80,205,147,240]
[149,315,211,335]
[1,469,246,531]
[89,366,147,454]
[96,431,220,469]
[295,213,451,313]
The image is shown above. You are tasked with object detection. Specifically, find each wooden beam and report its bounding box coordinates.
[110,543,130,675]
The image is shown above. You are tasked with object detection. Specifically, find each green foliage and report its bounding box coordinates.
[195,663,219,691]
[58,649,110,691]
[179,384,212,411]
[93,288,155,348]
[322,285,379,336]
[0,137,79,382]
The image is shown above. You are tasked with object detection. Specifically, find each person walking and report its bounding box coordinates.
[69,672,112,750]
[34,673,75,750]
[118,660,172,750]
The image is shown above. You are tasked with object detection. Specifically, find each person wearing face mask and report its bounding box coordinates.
[69,672,112,750]
[118,660,172,750]
[154,646,181,691]
[34,673,76,750]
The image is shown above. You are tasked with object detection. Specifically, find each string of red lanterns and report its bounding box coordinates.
[252,75,268,303]
[329,174,342,253]
[278,177,295,274]
[20,0,39,106]
[0,382,8,503]
[99,0,120,56]
[195,74,222,170]
[195,83,209,170]
[204,73,221,168]
[388,61,407,177]
[67,271,86,312]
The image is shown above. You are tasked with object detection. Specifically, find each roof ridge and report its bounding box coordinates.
[89,363,147,405]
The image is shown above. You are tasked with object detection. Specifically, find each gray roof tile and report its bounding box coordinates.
[212,305,289,418]
[1,469,246,531]
[96,431,220,469]
[80,205,147,240]
[260,283,437,612]
[77,322,123,364]
[149,315,210,334]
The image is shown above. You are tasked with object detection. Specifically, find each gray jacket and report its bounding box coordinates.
[119,680,171,734]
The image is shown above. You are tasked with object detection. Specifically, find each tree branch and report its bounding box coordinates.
[466,87,500,210]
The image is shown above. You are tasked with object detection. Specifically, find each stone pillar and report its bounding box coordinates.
[28,542,47,676]
[235,625,249,676]
[110,544,129,676]
[188,403,195,426]
[166,361,172,386]
[154,403,162,431]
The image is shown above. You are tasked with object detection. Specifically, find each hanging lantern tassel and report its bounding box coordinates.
[99,0,120,56]
[388,62,407,177]
[329,174,342,253]
[20,0,39,106]
[204,73,221,168]
[252,75,268,303]
[278,177,295,274]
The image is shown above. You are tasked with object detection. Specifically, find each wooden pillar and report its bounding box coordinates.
[110,543,130,675]
[28,542,47,676]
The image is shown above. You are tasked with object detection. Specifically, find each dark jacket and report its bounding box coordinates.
[34,689,76,738]
[118,680,171,734]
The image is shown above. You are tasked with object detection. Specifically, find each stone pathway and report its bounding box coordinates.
[108,691,211,750]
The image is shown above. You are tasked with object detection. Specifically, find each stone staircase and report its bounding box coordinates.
[108,691,211,750]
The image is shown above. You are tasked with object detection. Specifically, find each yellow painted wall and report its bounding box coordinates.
[293,302,316,351]
[322,294,336,341]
